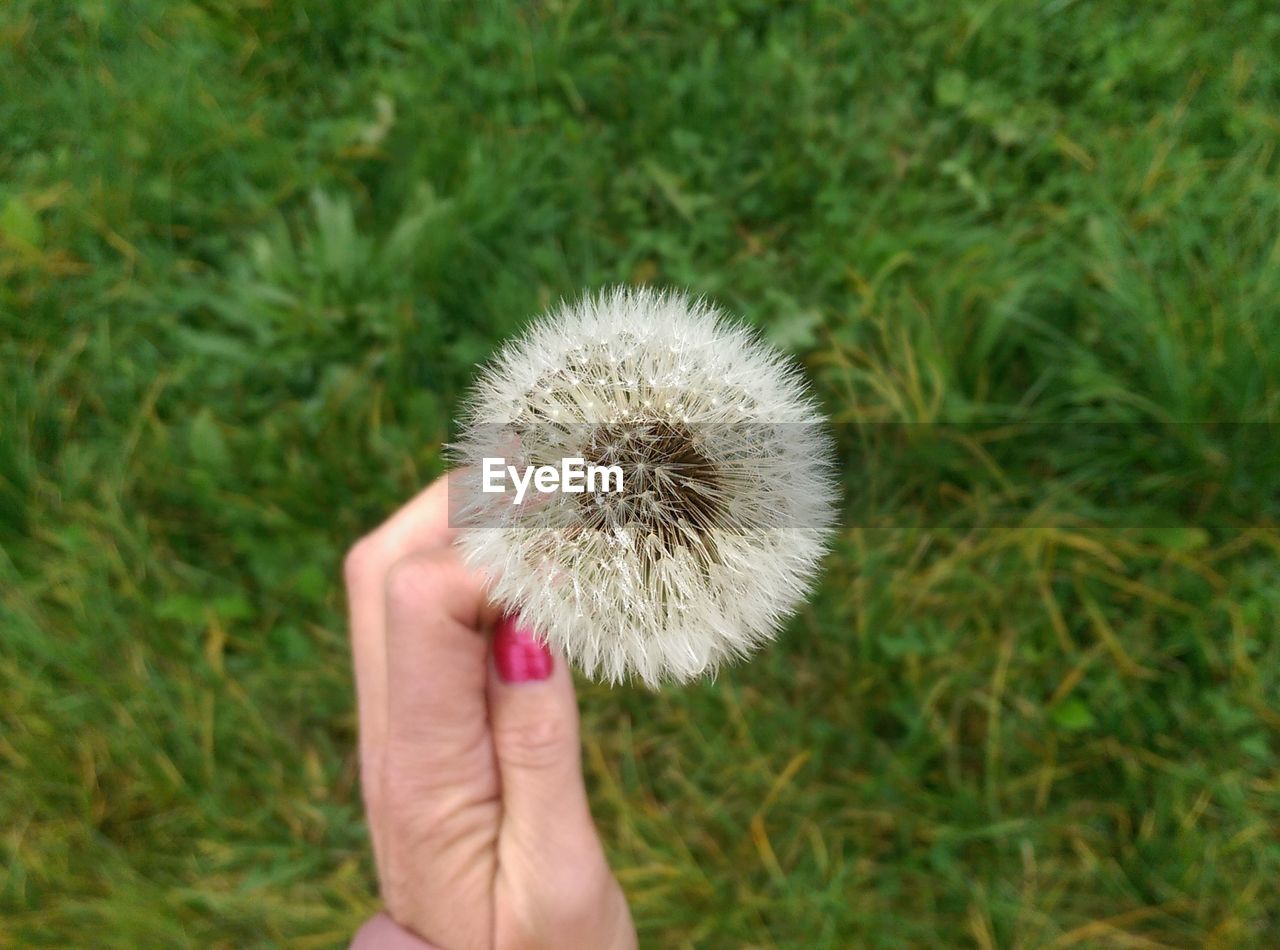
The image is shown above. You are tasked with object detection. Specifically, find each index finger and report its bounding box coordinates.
[344,475,472,862]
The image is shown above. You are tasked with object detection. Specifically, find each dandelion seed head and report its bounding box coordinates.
[452,286,838,687]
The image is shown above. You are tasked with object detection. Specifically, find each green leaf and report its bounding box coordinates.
[212,593,254,621]
[291,563,328,601]
[1148,526,1211,552]
[765,308,822,352]
[879,625,928,659]
[156,594,207,624]
[188,409,230,470]
[934,70,969,107]
[1052,697,1097,732]
[1,197,43,247]
[1239,734,1269,760]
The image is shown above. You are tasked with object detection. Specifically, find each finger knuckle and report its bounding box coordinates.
[384,554,448,616]
[382,776,440,831]
[492,714,575,771]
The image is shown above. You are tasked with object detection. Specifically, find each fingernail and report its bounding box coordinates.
[494,614,554,684]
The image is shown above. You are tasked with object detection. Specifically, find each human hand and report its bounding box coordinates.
[344,474,636,949]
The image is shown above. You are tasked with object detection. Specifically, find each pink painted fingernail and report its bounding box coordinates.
[494,614,553,683]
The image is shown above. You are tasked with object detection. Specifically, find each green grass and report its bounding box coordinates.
[3,1,1279,946]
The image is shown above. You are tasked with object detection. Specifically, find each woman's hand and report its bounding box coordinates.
[344,475,636,949]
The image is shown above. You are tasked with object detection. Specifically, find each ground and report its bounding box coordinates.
[2,1,1278,946]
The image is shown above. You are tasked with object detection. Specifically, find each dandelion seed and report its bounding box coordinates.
[451,286,838,687]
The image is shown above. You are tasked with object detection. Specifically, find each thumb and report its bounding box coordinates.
[487,614,596,849]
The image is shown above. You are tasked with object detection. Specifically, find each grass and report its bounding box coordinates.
[2,1,1278,946]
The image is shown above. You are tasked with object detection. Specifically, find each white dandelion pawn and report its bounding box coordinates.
[451,286,838,687]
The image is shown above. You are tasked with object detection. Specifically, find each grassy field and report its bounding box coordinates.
[3,1,1279,946]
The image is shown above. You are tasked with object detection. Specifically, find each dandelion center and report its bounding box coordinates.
[579,418,727,559]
